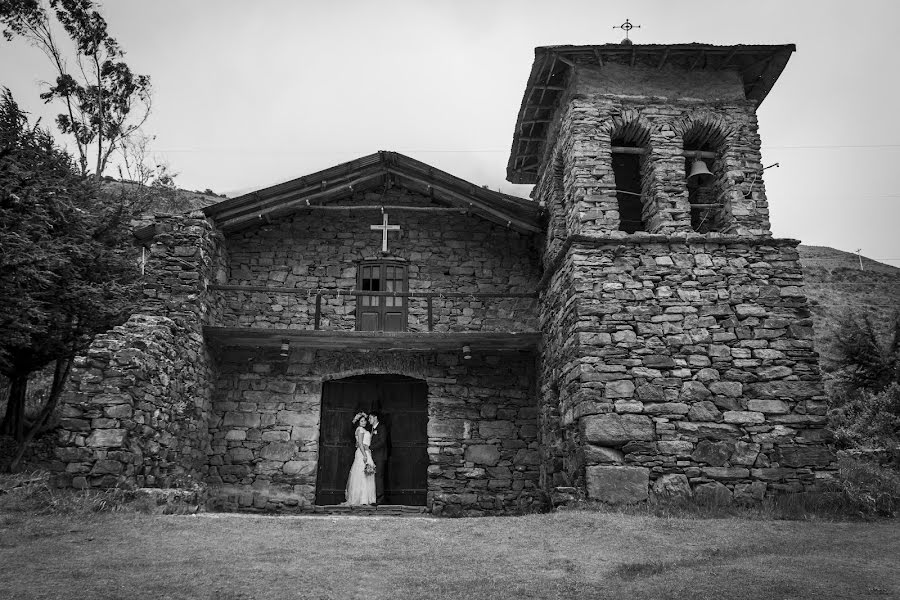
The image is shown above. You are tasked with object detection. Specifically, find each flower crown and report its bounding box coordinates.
[352,412,368,425]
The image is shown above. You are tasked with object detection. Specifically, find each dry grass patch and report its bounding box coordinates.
[0,509,897,600]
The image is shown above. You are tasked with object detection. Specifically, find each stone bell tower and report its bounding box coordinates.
[509,42,835,504]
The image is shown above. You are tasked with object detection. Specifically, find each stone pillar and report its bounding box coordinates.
[54,214,224,488]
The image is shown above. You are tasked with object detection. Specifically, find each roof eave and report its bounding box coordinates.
[506,43,796,185]
[204,152,543,234]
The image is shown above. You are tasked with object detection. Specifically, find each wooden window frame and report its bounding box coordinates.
[355,259,409,332]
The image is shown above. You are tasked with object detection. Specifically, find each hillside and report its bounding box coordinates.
[799,245,900,377]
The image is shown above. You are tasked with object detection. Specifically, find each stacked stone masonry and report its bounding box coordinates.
[537,237,833,504]
[534,64,772,239]
[54,216,223,488]
[216,188,540,332]
[52,42,837,513]
[208,350,540,515]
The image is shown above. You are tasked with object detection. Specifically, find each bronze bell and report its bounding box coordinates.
[688,159,714,185]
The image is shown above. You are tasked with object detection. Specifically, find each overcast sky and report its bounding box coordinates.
[2,0,899,266]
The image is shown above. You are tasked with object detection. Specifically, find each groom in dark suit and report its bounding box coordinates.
[368,412,389,504]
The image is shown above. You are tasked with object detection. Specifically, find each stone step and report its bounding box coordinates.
[307,504,429,516]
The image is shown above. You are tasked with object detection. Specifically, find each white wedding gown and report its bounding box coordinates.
[345,426,376,505]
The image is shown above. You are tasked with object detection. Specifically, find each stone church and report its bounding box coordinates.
[54,41,835,515]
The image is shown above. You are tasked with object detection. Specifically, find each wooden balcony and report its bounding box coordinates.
[204,285,541,352]
[203,326,541,352]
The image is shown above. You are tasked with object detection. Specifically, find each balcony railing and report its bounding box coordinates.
[208,285,539,333]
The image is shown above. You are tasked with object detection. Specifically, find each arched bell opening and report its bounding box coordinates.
[610,121,652,233]
[682,122,728,233]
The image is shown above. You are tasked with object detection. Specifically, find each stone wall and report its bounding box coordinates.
[216,187,541,331]
[537,236,834,504]
[535,63,772,240]
[206,348,541,515]
[54,215,223,488]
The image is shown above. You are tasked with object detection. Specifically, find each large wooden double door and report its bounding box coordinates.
[315,375,428,506]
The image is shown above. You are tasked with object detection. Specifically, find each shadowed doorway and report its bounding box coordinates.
[315,374,428,506]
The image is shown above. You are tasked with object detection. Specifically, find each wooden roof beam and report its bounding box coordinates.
[536,54,559,115]
[690,50,705,71]
[744,55,776,99]
[387,168,541,233]
[657,48,669,70]
[550,52,575,67]
[717,48,738,70]
[217,172,386,229]
[212,166,386,221]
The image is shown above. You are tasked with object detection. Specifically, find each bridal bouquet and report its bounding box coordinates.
[365,463,376,475]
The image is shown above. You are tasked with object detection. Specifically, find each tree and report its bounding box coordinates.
[829,312,900,451]
[834,312,900,393]
[1,0,151,179]
[0,89,141,467]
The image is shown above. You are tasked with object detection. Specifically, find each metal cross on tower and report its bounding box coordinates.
[370,212,401,252]
[613,18,640,41]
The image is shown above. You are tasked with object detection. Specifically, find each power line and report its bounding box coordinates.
[763,144,900,150]
[146,143,900,154]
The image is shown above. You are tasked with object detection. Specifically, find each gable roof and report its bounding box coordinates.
[203,151,542,234]
[507,43,796,184]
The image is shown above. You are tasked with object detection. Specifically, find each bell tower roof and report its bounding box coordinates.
[507,43,795,184]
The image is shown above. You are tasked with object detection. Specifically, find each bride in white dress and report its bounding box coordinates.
[345,412,376,505]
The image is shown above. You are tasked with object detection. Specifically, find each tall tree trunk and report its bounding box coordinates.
[10,358,72,472]
[0,374,28,443]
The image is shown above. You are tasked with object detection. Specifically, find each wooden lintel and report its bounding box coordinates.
[518,137,544,142]
[610,146,717,159]
[681,149,717,159]
[534,84,566,91]
[689,203,722,209]
[611,146,648,155]
[520,119,550,126]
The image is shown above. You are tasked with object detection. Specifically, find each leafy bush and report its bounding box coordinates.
[828,311,900,457]
[834,312,900,393]
[831,456,900,517]
[829,384,900,451]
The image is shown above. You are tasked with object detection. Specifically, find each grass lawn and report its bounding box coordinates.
[0,509,897,600]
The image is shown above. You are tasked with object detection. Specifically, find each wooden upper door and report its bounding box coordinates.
[315,375,428,506]
[357,261,407,332]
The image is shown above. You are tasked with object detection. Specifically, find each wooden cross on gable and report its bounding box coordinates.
[370,213,400,252]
